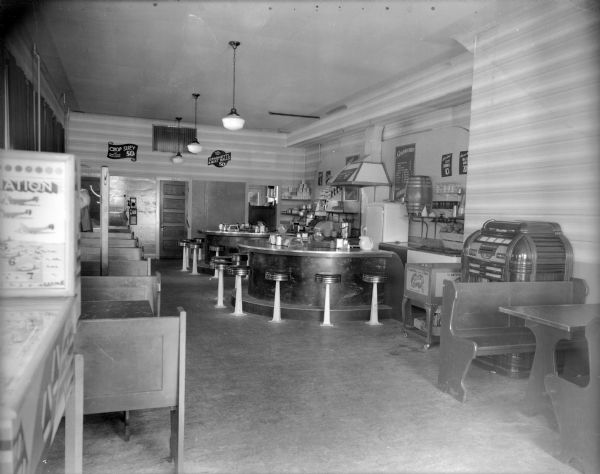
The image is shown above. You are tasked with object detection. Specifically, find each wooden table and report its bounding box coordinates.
[81,300,155,320]
[499,303,600,474]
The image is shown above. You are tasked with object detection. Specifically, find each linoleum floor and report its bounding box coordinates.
[40,259,580,474]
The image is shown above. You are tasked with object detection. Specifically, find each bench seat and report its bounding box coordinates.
[437,279,587,402]
[455,327,536,356]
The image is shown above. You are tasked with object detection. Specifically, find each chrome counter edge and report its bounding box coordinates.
[239,241,394,257]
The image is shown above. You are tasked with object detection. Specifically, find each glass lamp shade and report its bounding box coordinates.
[171,153,184,164]
[187,140,203,154]
[222,108,245,131]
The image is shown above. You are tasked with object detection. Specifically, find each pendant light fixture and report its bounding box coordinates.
[222,41,245,131]
[187,93,203,154]
[171,117,183,164]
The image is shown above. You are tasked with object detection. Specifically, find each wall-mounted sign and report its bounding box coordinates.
[459,150,468,175]
[393,143,415,201]
[441,153,453,177]
[208,150,231,167]
[107,142,137,161]
[345,154,360,165]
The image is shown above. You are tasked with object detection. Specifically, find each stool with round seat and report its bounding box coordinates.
[192,237,204,264]
[237,252,250,276]
[227,265,249,316]
[265,270,290,323]
[315,272,342,327]
[209,245,224,278]
[188,241,201,275]
[179,239,191,271]
[362,273,387,325]
[211,257,231,308]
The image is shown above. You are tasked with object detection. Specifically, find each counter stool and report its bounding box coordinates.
[227,265,249,316]
[188,242,201,275]
[209,245,224,278]
[192,237,204,263]
[265,270,290,323]
[315,272,341,327]
[212,258,230,309]
[363,273,387,326]
[179,239,191,271]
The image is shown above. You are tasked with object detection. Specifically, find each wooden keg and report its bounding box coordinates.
[405,176,433,214]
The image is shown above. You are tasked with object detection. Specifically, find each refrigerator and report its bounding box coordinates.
[364,202,409,248]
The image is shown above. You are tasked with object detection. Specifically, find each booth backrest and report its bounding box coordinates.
[445,279,588,334]
[81,272,161,315]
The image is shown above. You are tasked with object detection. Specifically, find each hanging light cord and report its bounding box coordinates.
[230,41,240,110]
[193,93,199,130]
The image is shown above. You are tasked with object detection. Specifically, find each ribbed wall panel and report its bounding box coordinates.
[68,112,307,184]
[466,2,600,301]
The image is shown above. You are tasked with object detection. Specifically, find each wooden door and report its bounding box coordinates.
[160,180,187,258]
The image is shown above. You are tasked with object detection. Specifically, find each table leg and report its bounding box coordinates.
[524,322,571,418]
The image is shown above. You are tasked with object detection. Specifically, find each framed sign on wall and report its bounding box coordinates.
[393,144,415,201]
[0,150,78,297]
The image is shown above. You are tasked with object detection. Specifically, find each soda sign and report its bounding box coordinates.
[208,150,231,167]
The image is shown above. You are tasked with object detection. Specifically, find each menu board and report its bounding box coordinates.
[0,151,77,296]
[393,144,415,201]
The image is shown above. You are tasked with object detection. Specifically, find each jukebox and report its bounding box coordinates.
[462,219,574,376]
[462,220,573,282]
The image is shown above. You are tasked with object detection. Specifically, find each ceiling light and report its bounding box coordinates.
[187,93,203,154]
[222,41,245,131]
[171,117,183,164]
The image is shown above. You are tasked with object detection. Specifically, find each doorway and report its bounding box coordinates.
[159,180,188,259]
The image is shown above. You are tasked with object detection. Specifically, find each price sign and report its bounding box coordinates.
[459,150,468,175]
[441,153,453,177]
[107,143,137,161]
[393,144,415,201]
[208,150,231,167]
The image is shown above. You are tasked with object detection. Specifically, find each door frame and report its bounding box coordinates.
[155,177,191,259]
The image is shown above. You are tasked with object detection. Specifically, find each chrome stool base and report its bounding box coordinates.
[315,273,342,327]
[265,270,290,323]
[363,273,387,326]
[228,265,249,316]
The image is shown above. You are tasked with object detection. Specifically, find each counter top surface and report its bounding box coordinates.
[205,230,270,237]
[239,241,394,257]
[1,296,77,402]
[379,241,462,257]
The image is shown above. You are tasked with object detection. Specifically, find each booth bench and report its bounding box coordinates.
[77,274,185,472]
[81,258,152,276]
[437,278,587,403]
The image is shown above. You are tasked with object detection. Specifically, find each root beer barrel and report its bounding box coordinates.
[405,176,432,214]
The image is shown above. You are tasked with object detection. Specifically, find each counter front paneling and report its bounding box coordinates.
[238,242,404,322]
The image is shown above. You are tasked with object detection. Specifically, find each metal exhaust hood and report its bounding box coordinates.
[330,156,391,187]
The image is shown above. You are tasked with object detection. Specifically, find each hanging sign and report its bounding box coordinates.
[459,150,468,175]
[107,142,137,161]
[208,150,231,168]
[441,153,453,177]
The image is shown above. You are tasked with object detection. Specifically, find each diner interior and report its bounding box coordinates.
[1,1,599,474]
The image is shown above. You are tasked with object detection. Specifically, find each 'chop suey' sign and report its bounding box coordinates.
[208,150,231,168]
[107,142,138,161]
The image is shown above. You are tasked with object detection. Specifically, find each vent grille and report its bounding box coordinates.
[152,125,196,153]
